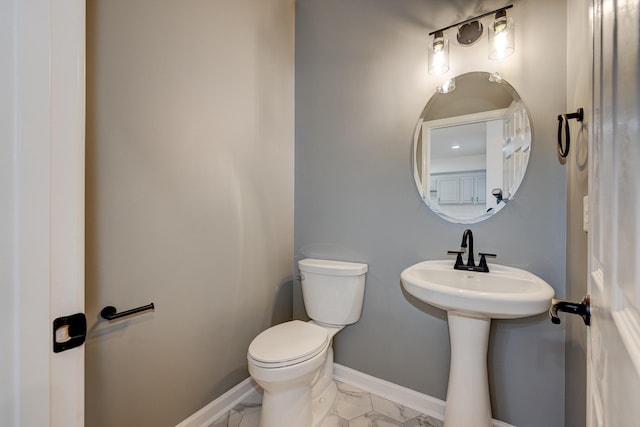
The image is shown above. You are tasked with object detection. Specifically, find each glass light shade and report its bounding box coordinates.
[428,35,449,75]
[488,16,514,60]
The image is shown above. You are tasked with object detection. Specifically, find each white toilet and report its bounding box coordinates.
[247,258,368,427]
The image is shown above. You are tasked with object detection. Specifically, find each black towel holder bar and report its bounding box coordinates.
[557,108,584,158]
[100,303,155,321]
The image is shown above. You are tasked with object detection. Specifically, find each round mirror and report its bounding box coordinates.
[413,71,532,223]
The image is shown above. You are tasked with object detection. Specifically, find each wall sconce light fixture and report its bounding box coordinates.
[428,4,514,75]
[428,30,450,75]
[488,9,515,60]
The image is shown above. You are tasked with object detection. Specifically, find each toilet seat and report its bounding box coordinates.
[248,320,329,368]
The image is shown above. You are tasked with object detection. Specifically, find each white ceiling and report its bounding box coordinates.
[430,121,487,159]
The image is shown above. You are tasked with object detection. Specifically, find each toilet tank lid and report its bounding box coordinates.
[298,258,368,276]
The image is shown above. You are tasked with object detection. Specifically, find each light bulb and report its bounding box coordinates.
[494,16,508,33]
[488,12,514,60]
[428,31,449,75]
[433,37,445,52]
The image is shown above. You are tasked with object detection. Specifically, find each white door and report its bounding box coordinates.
[588,0,640,425]
[3,1,86,426]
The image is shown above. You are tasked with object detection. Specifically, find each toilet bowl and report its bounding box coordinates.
[247,258,367,427]
[248,320,341,427]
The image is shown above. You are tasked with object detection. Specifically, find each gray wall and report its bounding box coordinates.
[564,0,591,425]
[0,1,17,423]
[85,1,294,426]
[294,1,567,426]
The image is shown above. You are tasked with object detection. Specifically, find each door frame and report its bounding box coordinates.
[2,1,85,426]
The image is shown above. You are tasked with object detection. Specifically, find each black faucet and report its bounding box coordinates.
[460,229,475,268]
[447,229,496,273]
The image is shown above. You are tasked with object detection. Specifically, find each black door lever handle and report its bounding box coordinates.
[549,295,590,326]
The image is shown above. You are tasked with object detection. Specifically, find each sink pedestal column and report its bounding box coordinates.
[444,311,492,427]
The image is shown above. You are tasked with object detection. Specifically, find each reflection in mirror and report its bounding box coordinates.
[413,72,531,224]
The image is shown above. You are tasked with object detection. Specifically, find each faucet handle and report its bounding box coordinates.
[447,250,465,268]
[477,253,496,272]
[478,252,496,258]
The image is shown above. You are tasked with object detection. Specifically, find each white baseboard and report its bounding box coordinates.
[333,363,444,420]
[176,364,516,427]
[333,363,515,427]
[175,378,260,427]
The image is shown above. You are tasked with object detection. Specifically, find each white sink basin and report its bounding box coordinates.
[401,259,555,427]
[401,260,554,319]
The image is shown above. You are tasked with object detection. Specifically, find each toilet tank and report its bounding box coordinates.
[298,258,368,326]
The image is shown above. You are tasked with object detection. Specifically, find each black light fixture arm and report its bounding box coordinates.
[428,4,513,36]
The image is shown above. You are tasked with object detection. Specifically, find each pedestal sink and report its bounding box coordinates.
[400,260,554,427]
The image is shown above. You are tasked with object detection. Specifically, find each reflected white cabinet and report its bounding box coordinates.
[460,177,475,203]
[432,172,486,205]
[437,177,460,204]
[475,176,486,203]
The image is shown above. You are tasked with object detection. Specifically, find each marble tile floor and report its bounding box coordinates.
[209,381,444,427]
